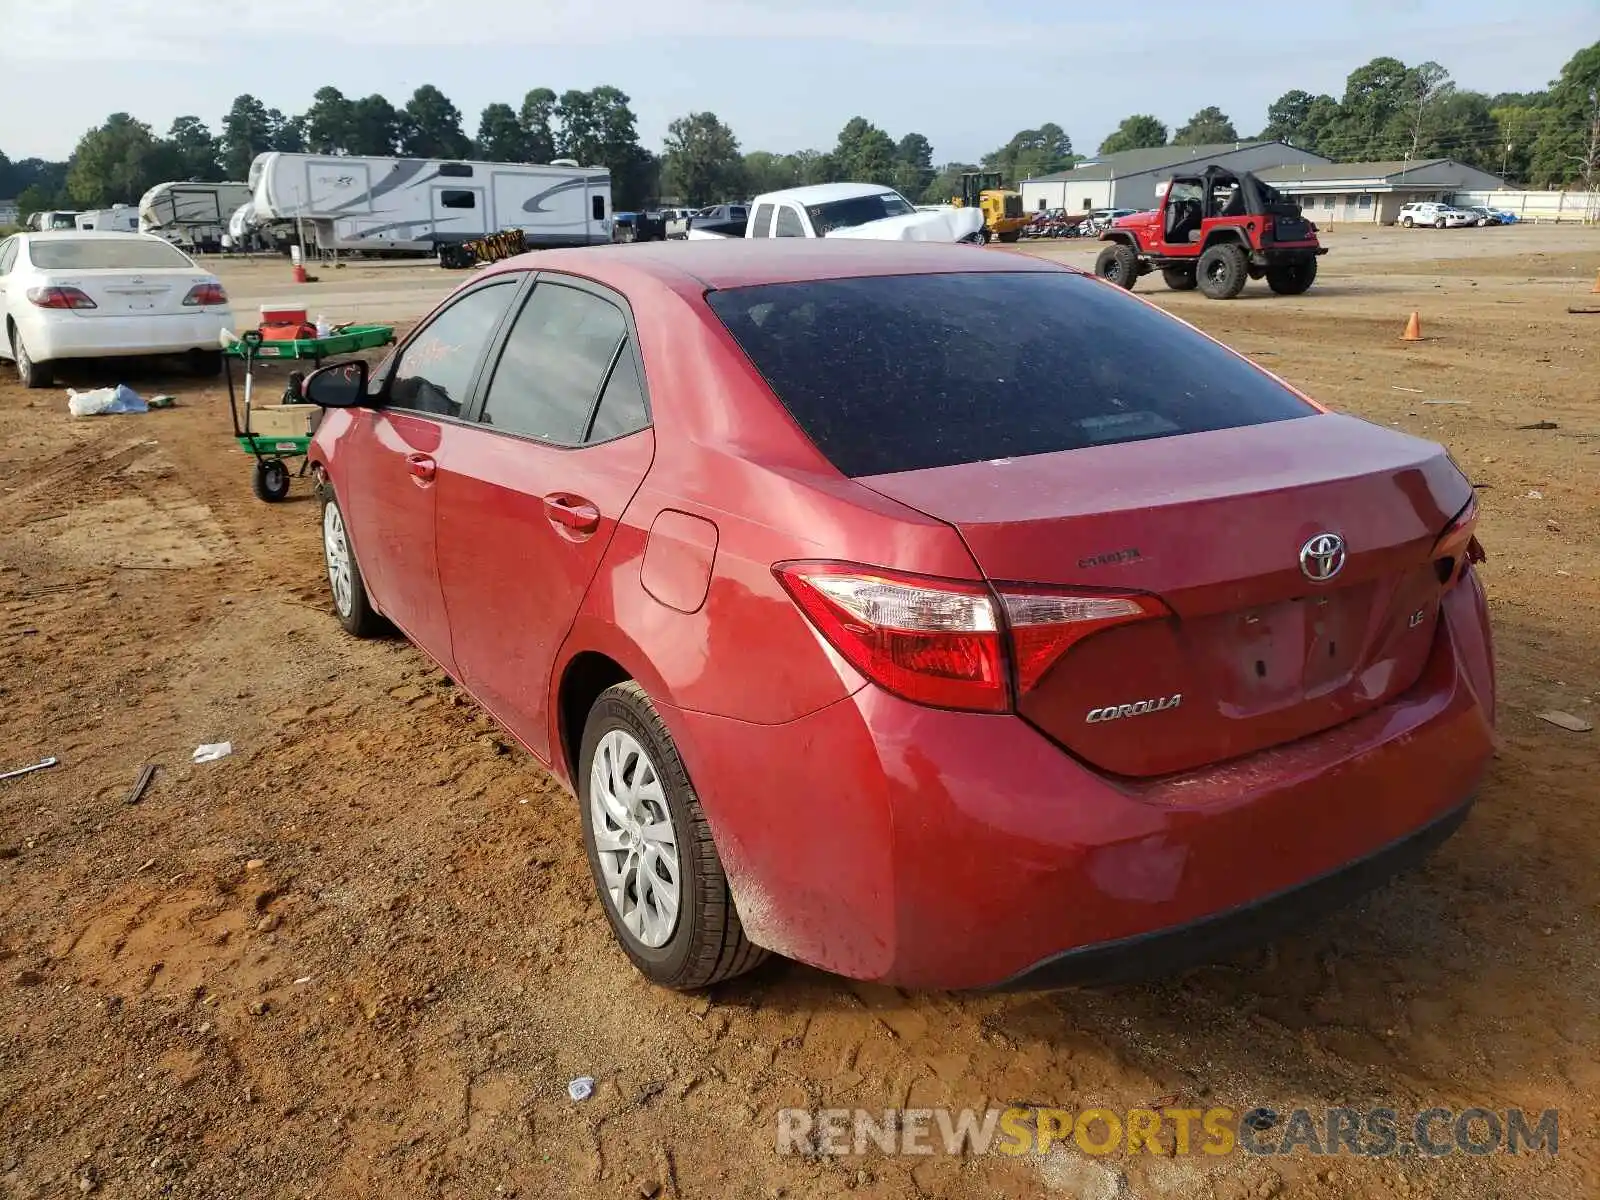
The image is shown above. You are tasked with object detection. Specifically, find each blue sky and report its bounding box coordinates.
[1,0,1594,165]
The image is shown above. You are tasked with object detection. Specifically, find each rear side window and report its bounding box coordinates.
[479,283,626,444]
[587,347,649,442]
[0,239,16,275]
[774,207,805,237]
[705,271,1315,478]
[749,204,774,237]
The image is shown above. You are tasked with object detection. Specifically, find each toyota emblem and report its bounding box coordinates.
[1299,533,1346,582]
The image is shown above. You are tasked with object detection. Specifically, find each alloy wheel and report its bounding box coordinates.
[589,728,681,948]
[323,502,354,618]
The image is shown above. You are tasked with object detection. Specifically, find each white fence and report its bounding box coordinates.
[1450,189,1599,223]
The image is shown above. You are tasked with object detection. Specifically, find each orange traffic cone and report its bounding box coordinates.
[1401,311,1422,341]
[1591,268,1599,293]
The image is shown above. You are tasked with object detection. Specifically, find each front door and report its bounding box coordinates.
[437,275,655,762]
[335,276,523,672]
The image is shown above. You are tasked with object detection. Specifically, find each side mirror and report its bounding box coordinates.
[301,360,368,408]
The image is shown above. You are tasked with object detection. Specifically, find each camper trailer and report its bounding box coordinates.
[138,181,253,251]
[29,210,82,231]
[247,152,612,254]
[75,205,141,232]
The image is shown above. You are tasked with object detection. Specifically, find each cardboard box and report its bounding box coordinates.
[248,403,319,438]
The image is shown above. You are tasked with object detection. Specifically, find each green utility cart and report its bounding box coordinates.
[223,324,396,502]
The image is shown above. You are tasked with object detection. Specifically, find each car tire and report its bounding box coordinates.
[1161,265,1197,291]
[997,230,1021,244]
[1196,242,1249,300]
[10,327,53,389]
[188,349,224,377]
[1094,242,1140,290]
[579,681,768,991]
[1434,218,1446,229]
[320,491,382,637]
[1402,217,1414,228]
[1266,258,1318,295]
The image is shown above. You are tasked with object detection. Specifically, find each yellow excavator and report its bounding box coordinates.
[952,171,1028,243]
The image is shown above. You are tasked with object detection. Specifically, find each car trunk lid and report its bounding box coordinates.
[47,268,211,317]
[856,413,1474,777]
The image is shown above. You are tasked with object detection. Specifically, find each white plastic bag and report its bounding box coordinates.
[67,384,148,417]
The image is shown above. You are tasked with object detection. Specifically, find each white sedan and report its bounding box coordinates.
[0,231,235,388]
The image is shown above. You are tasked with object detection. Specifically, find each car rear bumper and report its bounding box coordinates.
[21,309,234,361]
[663,569,1494,990]
[993,795,1472,989]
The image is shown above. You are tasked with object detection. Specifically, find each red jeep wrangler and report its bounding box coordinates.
[1093,166,1328,300]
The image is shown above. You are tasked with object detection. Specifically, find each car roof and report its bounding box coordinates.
[496,239,1072,293]
[755,182,902,206]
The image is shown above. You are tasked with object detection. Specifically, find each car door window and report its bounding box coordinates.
[586,345,649,443]
[749,204,773,237]
[0,239,17,275]
[478,283,627,444]
[385,280,519,418]
[775,206,806,237]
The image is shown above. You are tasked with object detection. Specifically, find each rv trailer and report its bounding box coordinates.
[29,210,82,231]
[75,205,141,232]
[138,181,253,250]
[247,152,612,254]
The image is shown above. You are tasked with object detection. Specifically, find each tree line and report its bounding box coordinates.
[4,42,1595,221]
[1089,44,1599,189]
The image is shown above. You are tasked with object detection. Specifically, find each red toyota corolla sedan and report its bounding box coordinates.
[300,239,1495,992]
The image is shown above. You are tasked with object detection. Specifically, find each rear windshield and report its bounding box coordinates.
[806,192,916,236]
[705,271,1315,477]
[28,238,194,271]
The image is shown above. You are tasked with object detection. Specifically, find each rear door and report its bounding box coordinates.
[335,274,525,670]
[437,274,655,763]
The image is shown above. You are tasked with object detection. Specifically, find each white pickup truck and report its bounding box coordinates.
[685,182,986,243]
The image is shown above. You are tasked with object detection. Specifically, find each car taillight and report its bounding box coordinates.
[774,561,1171,712]
[1432,497,1485,590]
[183,282,228,306]
[774,562,1006,712]
[26,286,96,310]
[999,588,1169,693]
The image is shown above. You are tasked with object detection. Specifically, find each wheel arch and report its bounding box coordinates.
[557,650,635,788]
[1099,230,1138,249]
[1200,228,1249,253]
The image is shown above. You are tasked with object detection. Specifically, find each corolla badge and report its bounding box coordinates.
[1086,694,1182,724]
[1299,532,1346,582]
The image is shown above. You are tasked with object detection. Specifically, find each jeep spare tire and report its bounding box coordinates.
[1161,265,1197,291]
[1266,258,1318,295]
[1196,242,1248,300]
[1094,242,1140,290]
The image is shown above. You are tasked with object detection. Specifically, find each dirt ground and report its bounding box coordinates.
[2,224,1598,1200]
